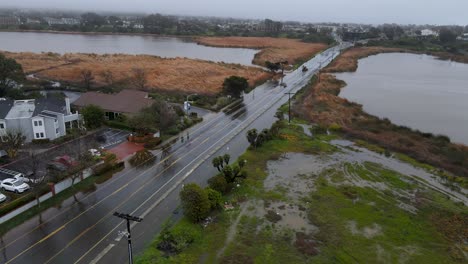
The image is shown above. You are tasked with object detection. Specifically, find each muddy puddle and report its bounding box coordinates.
[263,140,467,208]
[243,199,318,235]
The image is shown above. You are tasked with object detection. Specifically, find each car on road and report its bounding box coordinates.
[1,179,30,193]
[0,192,6,203]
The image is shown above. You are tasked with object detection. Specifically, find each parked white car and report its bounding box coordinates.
[89,149,101,157]
[0,193,6,203]
[1,179,30,194]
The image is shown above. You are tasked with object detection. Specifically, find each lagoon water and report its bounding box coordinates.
[0,32,258,65]
[336,53,468,145]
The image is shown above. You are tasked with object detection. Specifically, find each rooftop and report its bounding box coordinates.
[73,90,154,114]
[0,97,68,120]
[5,100,35,119]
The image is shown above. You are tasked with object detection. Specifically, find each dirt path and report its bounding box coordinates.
[216,203,249,260]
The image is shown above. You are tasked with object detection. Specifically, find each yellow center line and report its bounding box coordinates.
[4,83,281,262]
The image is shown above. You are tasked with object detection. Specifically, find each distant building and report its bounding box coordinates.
[420,29,438,37]
[459,33,468,41]
[73,90,154,120]
[0,16,20,26]
[0,98,81,142]
[26,18,41,24]
[44,17,80,26]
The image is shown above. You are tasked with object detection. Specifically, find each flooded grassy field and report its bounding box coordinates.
[136,120,467,264]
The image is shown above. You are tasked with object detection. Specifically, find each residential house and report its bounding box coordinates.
[0,97,80,142]
[72,90,154,120]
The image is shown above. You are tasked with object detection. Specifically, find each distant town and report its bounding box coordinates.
[0,8,467,43]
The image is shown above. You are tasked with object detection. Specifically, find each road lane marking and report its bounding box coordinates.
[72,74,318,262]
[89,244,115,264]
[5,49,338,263]
[38,225,65,244]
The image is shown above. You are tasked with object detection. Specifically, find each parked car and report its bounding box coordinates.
[1,179,30,193]
[0,192,6,203]
[89,149,101,157]
[47,161,68,172]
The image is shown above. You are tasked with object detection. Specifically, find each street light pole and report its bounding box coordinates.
[285,92,295,124]
[113,212,143,264]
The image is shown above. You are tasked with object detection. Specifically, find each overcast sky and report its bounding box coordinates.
[4,0,468,25]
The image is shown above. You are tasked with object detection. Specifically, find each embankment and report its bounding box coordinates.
[295,47,468,178]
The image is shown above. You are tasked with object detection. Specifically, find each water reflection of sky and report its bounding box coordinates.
[337,53,468,145]
[0,32,258,66]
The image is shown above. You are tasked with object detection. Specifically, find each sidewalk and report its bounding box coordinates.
[0,166,95,224]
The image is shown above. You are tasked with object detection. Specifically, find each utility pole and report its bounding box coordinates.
[285,92,295,124]
[113,212,143,264]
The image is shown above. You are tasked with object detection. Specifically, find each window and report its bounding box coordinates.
[34,121,38,126]
[56,128,59,134]
[0,123,4,129]
[34,120,43,126]
[35,133,45,139]
[38,121,43,126]
[35,133,40,138]
[40,133,44,138]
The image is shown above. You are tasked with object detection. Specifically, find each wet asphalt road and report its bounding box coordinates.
[0,43,350,264]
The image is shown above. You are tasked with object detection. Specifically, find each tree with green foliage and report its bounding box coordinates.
[205,188,223,210]
[208,175,228,194]
[0,54,24,97]
[128,110,157,135]
[265,61,281,73]
[223,154,230,165]
[222,76,249,98]
[180,183,211,222]
[439,28,457,43]
[247,128,259,149]
[212,156,223,171]
[81,105,104,129]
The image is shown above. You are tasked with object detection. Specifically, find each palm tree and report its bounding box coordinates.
[212,157,221,172]
[246,129,258,149]
[223,154,230,166]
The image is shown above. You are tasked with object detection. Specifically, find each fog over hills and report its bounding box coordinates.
[2,0,468,25]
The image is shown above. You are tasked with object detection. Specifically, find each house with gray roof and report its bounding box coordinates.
[0,97,81,142]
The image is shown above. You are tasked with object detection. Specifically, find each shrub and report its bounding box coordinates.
[208,175,228,194]
[157,222,202,255]
[144,138,162,150]
[205,188,223,210]
[311,124,327,135]
[328,123,342,132]
[129,150,156,167]
[32,138,50,145]
[180,183,210,222]
[106,120,132,131]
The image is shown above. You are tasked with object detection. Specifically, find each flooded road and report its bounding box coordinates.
[336,53,468,145]
[0,32,258,65]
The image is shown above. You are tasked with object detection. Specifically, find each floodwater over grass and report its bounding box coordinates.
[137,121,468,264]
[336,53,468,145]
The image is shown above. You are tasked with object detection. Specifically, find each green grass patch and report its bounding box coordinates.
[307,175,463,263]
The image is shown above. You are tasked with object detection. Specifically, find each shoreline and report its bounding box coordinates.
[296,46,468,177]
[0,29,197,39]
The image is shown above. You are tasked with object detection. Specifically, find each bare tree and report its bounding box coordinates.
[100,69,114,86]
[26,151,48,208]
[80,69,95,89]
[131,68,148,90]
[1,129,26,158]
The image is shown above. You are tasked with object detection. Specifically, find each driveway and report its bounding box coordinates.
[95,128,131,149]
